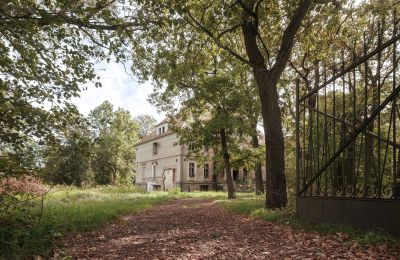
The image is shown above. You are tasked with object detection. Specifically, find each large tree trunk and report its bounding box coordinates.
[241,0,311,208]
[220,128,236,199]
[241,21,287,208]
[257,73,287,207]
[251,128,264,195]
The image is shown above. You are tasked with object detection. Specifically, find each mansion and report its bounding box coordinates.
[135,118,265,192]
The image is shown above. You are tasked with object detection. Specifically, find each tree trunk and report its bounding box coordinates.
[112,166,117,185]
[220,128,236,199]
[241,0,311,208]
[258,73,287,208]
[251,129,264,195]
[242,19,287,208]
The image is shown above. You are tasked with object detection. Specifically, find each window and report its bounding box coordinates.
[188,142,195,151]
[212,163,217,181]
[152,164,156,177]
[204,163,209,178]
[158,128,161,134]
[189,162,195,177]
[162,126,165,133]
[153,142,158,155]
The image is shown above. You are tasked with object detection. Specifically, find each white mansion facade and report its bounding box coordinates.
[135,118,264,192]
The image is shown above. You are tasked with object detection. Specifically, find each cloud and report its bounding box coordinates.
[72,61,165,122]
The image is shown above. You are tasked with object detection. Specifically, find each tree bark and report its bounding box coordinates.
[251,128,264,195]
[220,128,236,199]
[241,0,312,208]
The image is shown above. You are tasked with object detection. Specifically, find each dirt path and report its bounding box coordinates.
[60,199,399,259]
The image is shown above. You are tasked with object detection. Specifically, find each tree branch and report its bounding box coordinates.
[236,0,255,15]
[216,23,243,38]
[289,60,309,84]
[185,11,252,67]
[0,5,148,31]
[257,34,272,68]
[270,0,313,85]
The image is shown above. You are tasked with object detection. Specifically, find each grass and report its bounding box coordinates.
[219,195,400,246]
[0,186,228,259]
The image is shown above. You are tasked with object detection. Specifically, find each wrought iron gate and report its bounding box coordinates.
[295,17,400,235]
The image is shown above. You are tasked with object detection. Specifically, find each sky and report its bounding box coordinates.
[71,61,165,123]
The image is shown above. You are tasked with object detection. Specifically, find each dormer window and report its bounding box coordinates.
[158,125,166,135]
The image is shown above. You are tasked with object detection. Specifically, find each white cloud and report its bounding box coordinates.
[72,61,165,122]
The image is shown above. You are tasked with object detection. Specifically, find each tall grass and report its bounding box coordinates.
[0,186,170,259]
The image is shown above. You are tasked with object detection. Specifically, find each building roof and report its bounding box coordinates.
[135,130,174,146]
[154,118,169,127]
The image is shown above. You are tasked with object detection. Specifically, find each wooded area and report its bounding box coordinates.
[1,0,400,258]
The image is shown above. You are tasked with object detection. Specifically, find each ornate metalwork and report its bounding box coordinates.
[296,16,400,200]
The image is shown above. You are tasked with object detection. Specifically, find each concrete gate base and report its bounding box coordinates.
[297,197,400,237]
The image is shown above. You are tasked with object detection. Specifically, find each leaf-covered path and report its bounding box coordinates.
[61,199,399,259]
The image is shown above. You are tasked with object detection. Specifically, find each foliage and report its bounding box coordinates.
[1,0,118,157]
[0,175,47,218]
[89,101,140,185]
[167,72,263,198]
[134,114,157,138]
[0,175,48,259]
[0,0,166,180]
[0,175,46,196]
[174,74,256,149]
[40,101,141,187]
[0,140,42,178]
[41,115,93,186]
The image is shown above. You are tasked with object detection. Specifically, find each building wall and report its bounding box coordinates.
[136,132,218,191]
[135,125,266,192]
[136,133,182,190]
[181,159,214,183]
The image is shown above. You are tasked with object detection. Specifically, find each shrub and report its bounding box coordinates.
[0,175,47,216]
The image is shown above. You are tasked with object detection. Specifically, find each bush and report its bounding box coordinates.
[0,175,47,218]
[0,175,48,258]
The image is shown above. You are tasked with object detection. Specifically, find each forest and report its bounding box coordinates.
[1,0,400,258]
